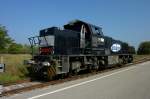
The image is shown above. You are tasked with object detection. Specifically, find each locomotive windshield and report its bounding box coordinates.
[39,35,54,47]
[91,26,103,35]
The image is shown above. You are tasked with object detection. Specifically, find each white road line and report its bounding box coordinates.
[28,65,137,99]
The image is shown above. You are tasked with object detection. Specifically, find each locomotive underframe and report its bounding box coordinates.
[28,54,133,80]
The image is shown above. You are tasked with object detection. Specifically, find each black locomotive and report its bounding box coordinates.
[28,20,133,80]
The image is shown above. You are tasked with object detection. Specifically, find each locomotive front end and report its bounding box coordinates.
[27,27,57,80]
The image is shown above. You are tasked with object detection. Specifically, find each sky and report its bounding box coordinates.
[0,0,150,49]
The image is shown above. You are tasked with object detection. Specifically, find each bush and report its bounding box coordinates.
[137,41,150,55]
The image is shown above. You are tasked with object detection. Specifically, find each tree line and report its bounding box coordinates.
[0,25,31,54]
[137,41,150,55]
[0,25,150,54]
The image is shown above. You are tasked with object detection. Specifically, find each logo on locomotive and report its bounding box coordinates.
[111,43,121,52]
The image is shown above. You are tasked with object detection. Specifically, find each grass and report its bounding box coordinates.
[133,54,150,62]
[0,54,31,84]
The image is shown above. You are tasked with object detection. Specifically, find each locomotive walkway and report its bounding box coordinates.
[2,61,150,99]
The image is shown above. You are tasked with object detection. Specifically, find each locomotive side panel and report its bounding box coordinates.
[54,29,80,55]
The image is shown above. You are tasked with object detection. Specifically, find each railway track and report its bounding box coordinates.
[1,57,150,97]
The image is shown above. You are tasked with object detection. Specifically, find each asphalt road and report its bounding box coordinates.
[3,61,150,99]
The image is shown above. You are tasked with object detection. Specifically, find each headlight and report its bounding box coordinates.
[42,62,50,66]
[24,60,35,65]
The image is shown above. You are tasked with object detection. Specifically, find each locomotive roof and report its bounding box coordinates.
[65,19,102,29]
[64,19,103,36]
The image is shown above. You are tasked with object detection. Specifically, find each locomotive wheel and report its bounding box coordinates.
[94,65,99,71]
[118,58,123,66]
[123,57,127,64]
[27,66,36,80]
[29,66,45,80]
[30,65,42,79]
[128,57,133,63]
[98,60,106,70]
[72,69,78,75]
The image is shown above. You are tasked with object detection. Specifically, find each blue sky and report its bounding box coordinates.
[0,0,150,49]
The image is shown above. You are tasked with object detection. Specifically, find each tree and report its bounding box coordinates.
[0,25,13,52]
[137,41,150,55]
[22,44,32,54]
[0,25,32,54]
[8,43,24,54]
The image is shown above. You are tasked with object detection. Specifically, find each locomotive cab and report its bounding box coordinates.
[64,20,105,55]
[39,28,55,55]
[38,35,54,55]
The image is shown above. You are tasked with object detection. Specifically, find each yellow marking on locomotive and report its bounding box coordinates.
[47,65,56,80]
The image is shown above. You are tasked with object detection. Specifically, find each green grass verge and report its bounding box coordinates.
[0,54,31,84]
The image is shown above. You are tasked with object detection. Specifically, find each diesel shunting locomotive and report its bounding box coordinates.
[27,20,133,80]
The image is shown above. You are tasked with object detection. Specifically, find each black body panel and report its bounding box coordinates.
[40,27,80,55]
